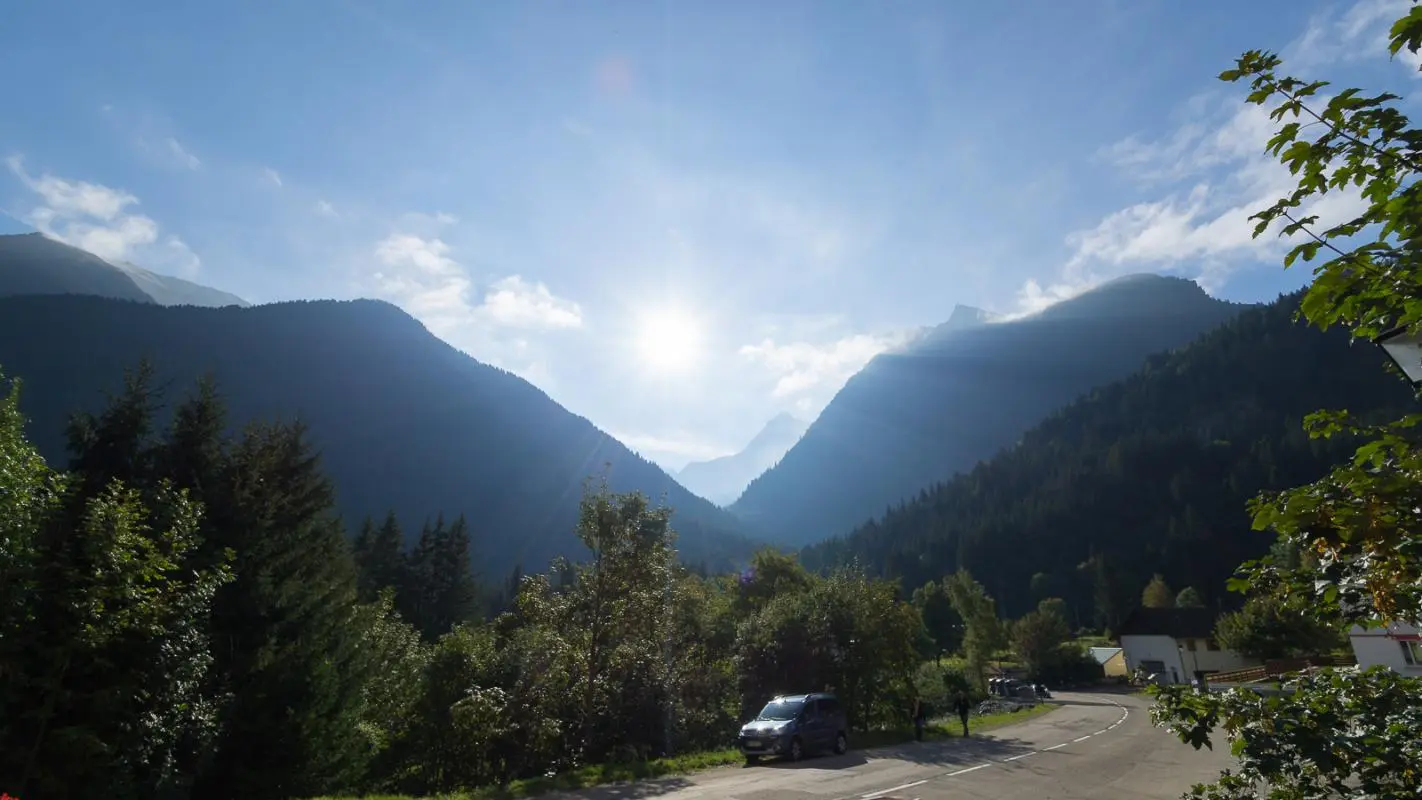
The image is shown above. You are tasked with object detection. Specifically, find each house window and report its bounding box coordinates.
[1185,639,1198,652]
[1205,638,1219,651]
[1401,640,1422,666]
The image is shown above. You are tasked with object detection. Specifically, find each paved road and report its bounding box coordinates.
[548,691,1236,800]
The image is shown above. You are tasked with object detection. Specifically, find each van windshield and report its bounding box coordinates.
[756,699,804,721]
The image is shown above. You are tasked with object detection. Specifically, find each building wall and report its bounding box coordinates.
[1103,651,1127,677]
[1349,622,1422,673]
[1120,634,1188,683]
[1120,635,1257,683]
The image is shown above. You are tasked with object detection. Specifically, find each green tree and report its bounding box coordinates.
[1151,12,1422,797]
[1011,598,1072,682]
[355,511,409,603]
[1141,574,1174,608]
[1214,594,1345,661]
[194,421,374,800]
[0,370,233,798]
[911,579,963,662]
[943,569,1006,689]
[1175,586,1205,608]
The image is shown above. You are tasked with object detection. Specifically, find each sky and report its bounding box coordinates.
[2,0,1419,471]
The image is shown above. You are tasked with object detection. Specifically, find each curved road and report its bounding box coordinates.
[549,691,1235,800]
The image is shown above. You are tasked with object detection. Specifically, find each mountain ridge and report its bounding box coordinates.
[0,293,755,574]
[730,274,1252,546]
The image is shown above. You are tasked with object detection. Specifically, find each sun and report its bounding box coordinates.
[636,309,702,373]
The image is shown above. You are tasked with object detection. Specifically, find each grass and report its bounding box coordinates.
[313,703,1058,800]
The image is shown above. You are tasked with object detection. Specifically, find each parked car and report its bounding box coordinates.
[737,692,848,764]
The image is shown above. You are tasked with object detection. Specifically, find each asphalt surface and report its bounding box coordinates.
[546,690,1237,800]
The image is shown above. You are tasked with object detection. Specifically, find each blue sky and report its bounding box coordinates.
[2,0,1419,470]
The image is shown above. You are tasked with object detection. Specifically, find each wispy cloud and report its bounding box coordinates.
[478,276,583,330]
[740,329,918,415]
[314,199,339,218]
[1286,0,1422,75]
[166,137,201,170]
[264,167,283,187]
[5,155,200,276]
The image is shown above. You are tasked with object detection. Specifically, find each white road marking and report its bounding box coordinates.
[861,778,927,798]
[945,763,991,777]
[851,695,1133,798]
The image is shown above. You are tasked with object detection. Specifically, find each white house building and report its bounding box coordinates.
[1117,607,1258,684]
[1348,621,1422,673]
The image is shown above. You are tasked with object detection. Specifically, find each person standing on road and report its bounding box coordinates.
[953,692,971,737]
[912,698,926,741]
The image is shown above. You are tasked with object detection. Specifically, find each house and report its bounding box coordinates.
[1088,646,1128,678]
[1117,607,1258,684]
[1348,621,1422,673]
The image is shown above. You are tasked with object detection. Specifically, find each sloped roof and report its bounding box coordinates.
[1117,607,1217,639]
[1089,646,1123,665]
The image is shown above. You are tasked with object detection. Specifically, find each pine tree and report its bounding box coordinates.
[192,421,372,800]
[366,511,408,602]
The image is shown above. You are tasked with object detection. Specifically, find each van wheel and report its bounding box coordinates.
[789,737,803,762]
[834,732,848,755]
[744,754,759,767]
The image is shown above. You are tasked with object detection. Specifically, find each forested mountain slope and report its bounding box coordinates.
[802,292,1417,627]
[0,294,753,573]
[733,274,1249,546]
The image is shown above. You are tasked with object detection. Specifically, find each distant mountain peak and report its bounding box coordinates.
[944,304,997,330]
[678,413,811,506]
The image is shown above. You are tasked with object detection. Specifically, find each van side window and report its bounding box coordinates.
[820,697,840,714]
[803,699,819,718]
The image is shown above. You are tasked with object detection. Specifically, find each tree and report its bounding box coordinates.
[192,421,374,800]
[943,569,1006,688]
[1011,598,1072,682]
[0,369,233,799]
[1141,574,1174,608]
[1175,586,1205,608]
[911,580,963,662]
[1214,594,1345,661]
[1151,11,1422,797]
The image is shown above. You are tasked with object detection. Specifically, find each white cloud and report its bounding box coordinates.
[264,167,283,187]
[166,137,201,170]
[740,329,918,414]
[1287,0,1422,75]
[612,430,733,463]
[477,275,583,330]
[5,156,199,275]
[314,199,339,218]
[368,230,582,379]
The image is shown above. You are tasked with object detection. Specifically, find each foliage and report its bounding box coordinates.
[1142,574,1175,608]
[1011,598,1073,682]
[0,369,233,799]
[1213,595,1345,661]
[942,569,1006,689]
[1150,9,1422,799]
[1175,586,1204,608]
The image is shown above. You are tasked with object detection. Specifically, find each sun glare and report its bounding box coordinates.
[636,309,702,373]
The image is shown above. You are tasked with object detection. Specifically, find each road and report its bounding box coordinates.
[548,691,1236,800]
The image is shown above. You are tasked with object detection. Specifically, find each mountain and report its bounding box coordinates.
[0,232,248,307]
[0,294,754,574]
[730,274,1250,546]
[677,412,810,505]
[801,291,1418,625]
[113,259,250,307]
[0,232,155,303]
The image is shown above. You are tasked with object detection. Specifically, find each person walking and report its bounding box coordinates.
[953,691,971,737]
[912,698,926,741]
